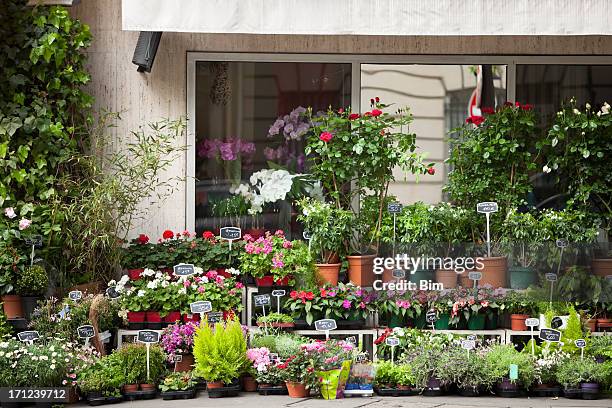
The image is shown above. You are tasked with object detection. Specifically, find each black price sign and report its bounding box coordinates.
[77,325,95,339]
[206,312,223,324]
[137,330,160,344]
[68,290,82,301]
[271,290,286,297]
[575,339,586,348]
[551,316,563,329]
[385,337,400,346]
[220,227,241,241]
[254,294,271,307]
[467,334,477,341]
[171,354,183,363]
[173,263,195,277]
[545,273,558,282]
[476,202,498,213]
[539,328,561,342]
[468,271,482,281]
[106,287,120,299]
[269,353,279,361]
[190,301,212,314]
[425,310,437,323]
[355,353,368,363]
[314,319,337,331]
[25,235,43,248]
[17,331,40,342]
[387,202,403,214]
[556,239,569,248]
[392,269,405,279]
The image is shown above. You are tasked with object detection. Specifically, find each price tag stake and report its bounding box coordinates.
[575,339,586,360]
[385,336,400,364]
[525,318,539,356]
[271,290,286,314]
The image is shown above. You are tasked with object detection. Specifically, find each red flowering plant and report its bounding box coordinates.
[120,234,155,269]
[239,230,315,284]
[305,99,433,254]
[284,283,377,325]
[448,286,507,325]
[181,270,244,314]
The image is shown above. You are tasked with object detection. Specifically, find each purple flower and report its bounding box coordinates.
[219,142,237,161]
[342,299,352,309]
[263,147,277,160]
[240,141,256,155]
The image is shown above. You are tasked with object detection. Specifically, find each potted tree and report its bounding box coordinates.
[305,100,432,287]
[501,209,543,289]
[296,198,352,285]
[16,264,48,319]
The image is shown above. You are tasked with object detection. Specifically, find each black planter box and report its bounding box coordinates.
[374,387,416,397]
[563,388,582,399]
[127,322,145,330]
[86,395,123,406]
[257,385,288,396]
[160,388,197,400]
[123,389,156,401]
[208,384,240,398]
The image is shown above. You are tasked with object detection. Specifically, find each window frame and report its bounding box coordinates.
[186,52,612,230]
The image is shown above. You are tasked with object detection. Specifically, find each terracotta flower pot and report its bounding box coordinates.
[586,318,597,333]
[316,263,341,285]
[127,268,144,280]
[592,258,612,278]
[140,383,155,391]
[242,375,257,392]
[347,255,376,287]
[435,269,457,289]
[174,353,194,372]
[458,272,472,288]
[510,314,529,331]
[286,381,309,398]
[597,318,612,331]
[2,295,24,319]
[123,384,139,393]
[207,381,224,389]
[478,256,508,288]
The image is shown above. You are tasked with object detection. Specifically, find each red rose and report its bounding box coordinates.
[338,108,344,114]
[427,166,435,175]
[370,98,375,105]
[162,230,174,240]
[375,96,380,103]
[305,291,314,300]
[202,231,215,240]
[137,234,149,245]
[290,290,298,299]
[521,103,533,111]
[348,113,360,120]
[371,109,383,117]
[481,107,495,115]
[319,132,333,143]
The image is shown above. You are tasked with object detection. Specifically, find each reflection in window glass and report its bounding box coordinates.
[361,64,506,204]
[194,62,351,237]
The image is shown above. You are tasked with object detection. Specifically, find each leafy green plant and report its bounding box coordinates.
[78,356,125,397]
[193,318,248,384]
[437,346,495,391]
[485,344,535,387]
[556,357,607,387]
[16,264,48,296]
[159,371,196,392]
[257,313,293,324]
[115,343,166,385]
[588,335,612,360]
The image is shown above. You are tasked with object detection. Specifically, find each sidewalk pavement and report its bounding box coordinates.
[75,393,612,408]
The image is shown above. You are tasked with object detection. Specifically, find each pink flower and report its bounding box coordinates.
[197,286,205,293]
[18,218,31,230]
[4,207,16,219]
[206,270,218,279]
[359,301,366,309]
[342,299,352,309]
[319,132,333,142]
[183,280,191,288]
[282,240,292,249]
[236,282,244,289]
[481,300,489,307]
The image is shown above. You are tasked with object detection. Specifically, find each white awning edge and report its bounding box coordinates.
[122,0,612,36]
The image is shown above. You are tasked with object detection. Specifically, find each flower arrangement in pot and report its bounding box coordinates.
[504,290,536,331]
[532,348,568,397]
[121,234,154,279]
[284,283,377,327]
[305,99,432,286]
[296,198,352,285]
[240,230,316,287]
[276,347,315,398]
[182,270,244,321]
[301,340,355,399]
[376,290,423,328]
[161,322,197,372]
[485,344,535,397]
[373,361,415,394]
[245,347,286,391]
[449,286,505,330]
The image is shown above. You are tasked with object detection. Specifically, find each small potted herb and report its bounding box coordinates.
[159,371,197,400]
[485,344,535,397]
[256,312,294,328]
[556,357,607,400]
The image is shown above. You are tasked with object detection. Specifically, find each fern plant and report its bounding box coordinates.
[193,318,247,384]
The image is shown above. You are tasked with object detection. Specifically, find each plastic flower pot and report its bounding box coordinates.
[140,383,155,391]
[485,313,499,329]
[127,268,144,280]
[478,257,508,288]
[467,314,486,330]
[146,311,162,329]
[434,313,450,330]
[255,276,274,287]
[217,268,231,278]
[182,313,200,323]
[123,384,139,393]
[285,381,309,398]
[127,311,146,330]
[496,378,520,397]
[509,266,537,289]
[347,255,376,287]
[586,319,597,332]
[510,314,529,331]
[207,381,224,389]
[274,275,292,286]
[316,263,341,286]
[164,311,182,324]
[581,382,600,400]
[597,317,612,331]
[563,387,582,399]
[435,269,457,289]
[1,295,24,319]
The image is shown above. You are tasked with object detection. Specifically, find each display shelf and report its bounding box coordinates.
[117,329,162,348]
[420,329,507,343]
[506,329,612,344]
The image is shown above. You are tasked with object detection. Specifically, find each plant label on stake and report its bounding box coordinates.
[476,202,498,258]
[385,336,400,363]
[387,203,402,256]
[575,339,586,360]
[461,339,476,356]
[190,301,212,321]
[254,294,271,317]
[271,290,285,314]
[525,318,540,355]
[173,263,195,277]
[545,273,558,306]
[24,235,42,266]
[17,330,40,345]
[106,286,120,300]
[345,336,357,345]
[551,316,563,330]
[392,269,405,280]
[539,328,561,343]
[220,226,241,253]
[315,319,337,341]
[468,271,482,290]
[426,310,437,332]
[303,230,312,253]
[77,325,95,347]
[269,353,279,363]
[171,353,183,371]
[137,330,160,382]
[68,290,82,302]
[467,334,477,341]
[206,312,223,324]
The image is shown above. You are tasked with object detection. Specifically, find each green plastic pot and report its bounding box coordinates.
[388,313,405,328]
[486,313,499,329]
[434,313,450,330]
[467,314,486,330]
[509,266,537,289]
[414,313,427,329]
[409,269,435,286]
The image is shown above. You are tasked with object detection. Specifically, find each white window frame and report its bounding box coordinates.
[186,53,612,230]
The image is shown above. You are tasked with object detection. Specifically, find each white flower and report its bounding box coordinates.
[161,280,169,288]
[108,280,117,286]
[178,288,187,295]
[194,267,204,275]
[18,218,31,230]
[586,103,591,110]
[155,272,164,279]
[226,267,240,275]
[142,268,155,277]
[601,102,610,115]
[543,165,552,173]
[4,208,16,219]
[137,290,146,297]
[573,108,581,115]
[146,281,158,289]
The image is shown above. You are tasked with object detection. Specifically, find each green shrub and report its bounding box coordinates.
[485,344,535,387]
[556,357,607,388]
[114,343,166,385]
[16,265,48,296]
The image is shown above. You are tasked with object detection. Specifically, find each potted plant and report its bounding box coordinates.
[121,234,153,279]
[159,371,197,400]
[302,340,354,399]
[184,270,244,318]
[305,100,432,287]
[486,344,535,397]
[445,103,541,288]
[78,357,125,404]
[376,290,423,328]
[407,346,445,396]
[532,348,567,397]
[505,290,535,331]
[277,347,314,398]
[256,312,294,328]
[193,318,248,393]
[589,335,612,362]
[15,264,48,319]
[0,240,24,319]
[240,230,315,287]
[501,209,543,289]
[296,198,352,285]
[556,356,607,399]
[161,322,197,372]
[116,343,166,392]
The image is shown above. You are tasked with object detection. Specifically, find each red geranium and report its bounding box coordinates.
[319,132,333,143]
[290,290,298,299]
[521,103,533,111]
[202,230,215,240]
[375,96,380,103]
[427,166,435,175]
[370,109,383,117]
[162,230,174,240]
[348,113,360,120]
[137,234,149,244]
[305,291,314,300]
[466,115,485,126]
